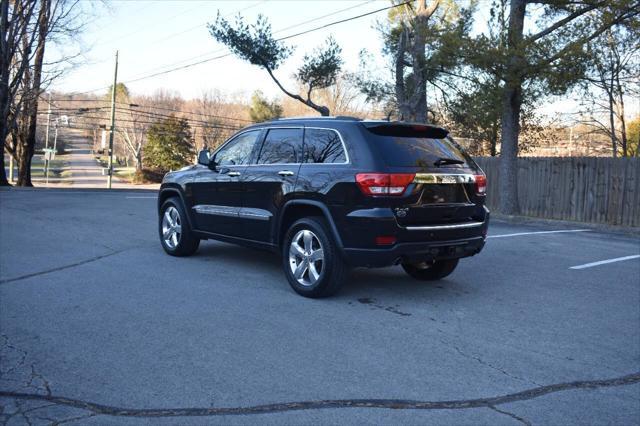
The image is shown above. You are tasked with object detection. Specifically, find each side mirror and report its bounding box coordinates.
[208,153,218,171]
[197,149,210,166]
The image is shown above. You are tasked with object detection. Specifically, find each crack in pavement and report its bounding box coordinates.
[0,246,142,285]
[489,405,532,426]
[0,372,638,419]
[445,340,542,387]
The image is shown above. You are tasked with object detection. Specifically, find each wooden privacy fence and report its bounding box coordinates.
[473,157,640,227]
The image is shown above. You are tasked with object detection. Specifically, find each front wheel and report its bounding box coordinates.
[402,258,459,281]
[159,197,200,256]
[282,217,348,298]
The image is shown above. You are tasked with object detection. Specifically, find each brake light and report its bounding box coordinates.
[356,173,415,196]
[475,174,487,196]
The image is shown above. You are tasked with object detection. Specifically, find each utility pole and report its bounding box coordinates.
[568,125,574,155]
[53,123,59,153]
[107,51,119,189]
[43,93,52,179]
[44,93,51,149]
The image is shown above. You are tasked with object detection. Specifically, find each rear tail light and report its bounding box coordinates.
[475,174,487,196]
[356,173,415,196]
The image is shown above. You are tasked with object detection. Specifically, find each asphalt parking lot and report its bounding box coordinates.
[1,188,639,425]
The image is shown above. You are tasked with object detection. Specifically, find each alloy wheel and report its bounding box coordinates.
[161,206,182,249]
[289,229,324,287]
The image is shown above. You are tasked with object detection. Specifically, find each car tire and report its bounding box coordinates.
[282,217,348,298]
[401,258,459,281]
[159,197,200,256]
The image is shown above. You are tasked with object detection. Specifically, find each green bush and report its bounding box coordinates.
[143,116,194,173]
[132,169,164,184]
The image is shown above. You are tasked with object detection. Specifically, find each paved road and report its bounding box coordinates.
[1,189,639,425]
[4,128,159,190]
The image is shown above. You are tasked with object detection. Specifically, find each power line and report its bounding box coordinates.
[38,111,243,130]
[125,0,374,80]
[71,0,411,94]
[142,0,268,49]
[43,97,255,124]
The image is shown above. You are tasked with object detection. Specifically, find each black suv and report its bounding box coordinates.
[157,117,489,298]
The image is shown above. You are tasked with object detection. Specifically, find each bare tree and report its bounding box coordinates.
[578,28,639,157]
[2,0,85,186]
[0,0,39,185]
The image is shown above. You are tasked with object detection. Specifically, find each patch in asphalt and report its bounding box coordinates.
[1,373,638,419]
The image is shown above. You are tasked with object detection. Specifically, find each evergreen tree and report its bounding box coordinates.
[249,91,283,122]
[143,116,194,173]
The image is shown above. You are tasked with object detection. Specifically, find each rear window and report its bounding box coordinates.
[364,124,468,167]
[303,129,346,164]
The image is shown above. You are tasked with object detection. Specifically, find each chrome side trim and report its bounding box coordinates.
[238,208,272,221]
[405,221,485,231]
[413,173,476,184]
[192,205,273,221]
[192,205,238,217]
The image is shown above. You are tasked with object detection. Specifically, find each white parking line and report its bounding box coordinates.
[570,255,640,270]
[125,196,157,199]
[487,229,590,239]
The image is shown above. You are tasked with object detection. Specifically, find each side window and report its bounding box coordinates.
[256,128,304,165]
[303,129,346,164]
[215,130,260,166]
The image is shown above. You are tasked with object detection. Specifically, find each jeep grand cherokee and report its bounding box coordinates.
[157,117,489,298]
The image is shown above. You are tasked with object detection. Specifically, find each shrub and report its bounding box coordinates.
[143,116,194,173]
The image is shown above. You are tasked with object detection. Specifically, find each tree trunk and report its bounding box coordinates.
[411,16,428,123]
[499,82,523,214]
[0,148,9,186]
[14,0,49,186]
[395,27,410,120]
[489,125,498,157]
[498,0,526,215]
[607,87,617,158]
[16,142,33,186]
[0,0,11,186]
[615,74,627,157]
[135,151,143,171]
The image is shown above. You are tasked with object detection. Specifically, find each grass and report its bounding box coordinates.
[3,154,70,181]
[114,168,136,182]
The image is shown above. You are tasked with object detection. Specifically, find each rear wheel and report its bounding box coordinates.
[402,258,459,281]
[159,197,200,256]
[282,217,348,298]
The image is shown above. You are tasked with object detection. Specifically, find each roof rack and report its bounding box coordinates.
[272,116,362,121]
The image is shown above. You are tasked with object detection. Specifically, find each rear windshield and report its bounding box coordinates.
[364,125,468,167]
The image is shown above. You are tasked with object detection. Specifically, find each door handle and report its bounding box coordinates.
[227,171,241,177]
[278,170,294,177]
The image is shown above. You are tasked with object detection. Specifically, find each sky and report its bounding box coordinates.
[47,0,638,120]
[50,0,408,101]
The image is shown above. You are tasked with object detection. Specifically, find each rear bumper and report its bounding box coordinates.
[338,207,489,267]
[343,236,486,267]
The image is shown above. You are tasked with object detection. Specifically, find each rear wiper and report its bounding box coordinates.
[434,157,465,167]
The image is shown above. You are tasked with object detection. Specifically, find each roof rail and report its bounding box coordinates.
[271,116,362,121]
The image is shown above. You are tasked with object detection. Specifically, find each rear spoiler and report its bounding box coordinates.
[362,122,449,139]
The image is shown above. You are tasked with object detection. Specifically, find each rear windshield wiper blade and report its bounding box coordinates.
[434,157,465,167]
